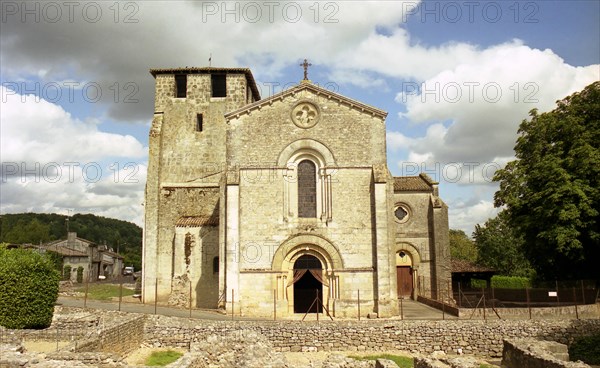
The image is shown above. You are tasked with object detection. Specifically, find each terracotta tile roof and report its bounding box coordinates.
[149,67,260,101]
[176,216,219,227]
[451,259,495,273]
[43,245,88,257]
[393,174,436,192]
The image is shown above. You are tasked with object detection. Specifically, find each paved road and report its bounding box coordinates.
[57,296,454,321]
[56,296,257,321]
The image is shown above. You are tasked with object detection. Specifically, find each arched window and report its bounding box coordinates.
[297,160,317,218]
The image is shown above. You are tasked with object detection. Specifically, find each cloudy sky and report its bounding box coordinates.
[1,0,599,234]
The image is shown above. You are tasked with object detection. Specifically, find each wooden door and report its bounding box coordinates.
[397,266,413,297]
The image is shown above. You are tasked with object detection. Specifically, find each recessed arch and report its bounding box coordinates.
[395,242,421,267]
[272,234,344,271]
[277,138,336,167]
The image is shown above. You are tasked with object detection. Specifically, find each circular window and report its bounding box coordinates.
[394,204,410,223]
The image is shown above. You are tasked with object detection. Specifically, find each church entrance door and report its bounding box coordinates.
[293,255,323,313]
[397,266,413,297]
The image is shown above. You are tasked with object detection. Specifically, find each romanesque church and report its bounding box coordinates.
[142,65,451,317]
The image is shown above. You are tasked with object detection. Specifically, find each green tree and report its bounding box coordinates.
[449,229,477,262]
[473,211,533,277]
[493,82,600,280]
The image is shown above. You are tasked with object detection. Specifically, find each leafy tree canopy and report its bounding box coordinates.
[449,229,478,263]
[0,213,142,270]
[473,211,534,277]
[493,81,599,280]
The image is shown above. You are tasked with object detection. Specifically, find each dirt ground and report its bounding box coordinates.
[22,340,70,353]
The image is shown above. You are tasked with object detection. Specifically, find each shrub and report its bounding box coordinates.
[471,279,487,288]
[491,276,531,289]
[134,276,142,295]
[0,247,60,329]
[63,265,72,281]
[76,266,84,283]
[569,333,600,364]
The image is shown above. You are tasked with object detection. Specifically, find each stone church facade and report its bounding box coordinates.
[142,66,451,317]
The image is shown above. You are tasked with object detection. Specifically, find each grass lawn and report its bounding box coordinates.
[145,350,183,366]
[350,354,413,368]
[75,284,135,300]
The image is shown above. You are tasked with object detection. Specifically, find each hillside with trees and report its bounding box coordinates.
[0,213,142,270]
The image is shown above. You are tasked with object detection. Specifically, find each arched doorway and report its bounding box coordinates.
[396,251,413,298]
[293,255,323,313]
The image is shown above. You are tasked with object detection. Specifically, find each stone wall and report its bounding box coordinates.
[72,314,145,355]
[144,315,600,357]
[501,339,590,368]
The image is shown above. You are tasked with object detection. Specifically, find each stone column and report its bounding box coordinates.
[225,184,241,314]
[373,182,396,317]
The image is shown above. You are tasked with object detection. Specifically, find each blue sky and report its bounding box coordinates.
[1,0,599,233]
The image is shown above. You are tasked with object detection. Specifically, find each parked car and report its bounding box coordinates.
[123,266,134,275]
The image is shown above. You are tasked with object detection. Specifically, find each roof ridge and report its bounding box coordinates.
[224,82,387,120]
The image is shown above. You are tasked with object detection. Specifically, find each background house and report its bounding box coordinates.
[43,232,124,282]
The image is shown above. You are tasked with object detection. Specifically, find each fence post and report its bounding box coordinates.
[556,280,560,306]
[573,287,579,320]
[458,283,462,308]
[189,281,192,318]
[154,278,158,315]
[84,272,90,308]
[118,278,123,312]
[581,280,586,305]
[481,287,486,321]
[316,289,319,322]
[526,287,531,320]
[231,289,235,320]
[357,289,361,321]
[400,294,404,320]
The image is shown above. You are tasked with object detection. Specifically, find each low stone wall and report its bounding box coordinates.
[144,315,600,357]
[0,308,99,345]
[72,314,145,355]
[417,296,459,317]
[501,338,590,368]
[459,303,600,319]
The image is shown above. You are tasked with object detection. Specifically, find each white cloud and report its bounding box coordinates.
[0,86,146,163]
[395,42,599,164]
[0,87,147,225]
[448,198,501,235]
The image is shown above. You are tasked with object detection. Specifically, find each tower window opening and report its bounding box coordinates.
[175,74,187,98]
[211,74,226,97]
